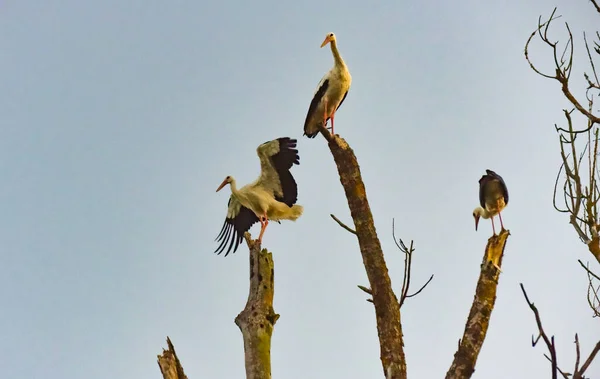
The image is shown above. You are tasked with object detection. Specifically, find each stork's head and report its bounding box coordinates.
[472,207,487,231]
[473,209,480,231]
[321,32,336,48]
[216,176,233,192]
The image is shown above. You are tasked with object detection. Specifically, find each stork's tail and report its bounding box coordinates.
[288,204,304,221]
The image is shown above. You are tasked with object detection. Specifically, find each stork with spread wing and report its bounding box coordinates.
[214,137,304,256]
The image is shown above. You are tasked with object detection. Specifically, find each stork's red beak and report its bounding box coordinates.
[474,215,480,231]
[216,179,228,192]
[320,36,331,48]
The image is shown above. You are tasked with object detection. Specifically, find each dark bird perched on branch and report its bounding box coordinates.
[303,32,352,138]
[214,137,303,256]
[473,169,509,235]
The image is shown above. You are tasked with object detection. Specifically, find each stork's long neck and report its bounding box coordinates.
[330,40,345,68]
[229,179,240,198]
[476,207,492,219]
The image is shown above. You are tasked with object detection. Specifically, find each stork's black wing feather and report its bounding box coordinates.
[303,79,329,138]
[214,197,260,257]
[336,90,348,112]
[485,169,509,205]
[269,137,300,206]
[479,169,509,208]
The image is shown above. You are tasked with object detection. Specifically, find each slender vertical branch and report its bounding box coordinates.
[521,283,600,379]
[157,337,189,379]
[392,219,434,308]
[445,230,510,379]
[234,233,280,379]
[324,132,406,379]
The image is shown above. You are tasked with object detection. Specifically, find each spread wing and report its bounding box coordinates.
[214,196,259,257]
[254,137,300,206]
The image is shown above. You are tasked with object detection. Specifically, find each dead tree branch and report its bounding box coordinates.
[234,233,279,379]
[157,337,189,379]
[356,220,434,307]
[579,259,600,317]
[330,213,357,235]
[526,4,600,265]
[520,284,600,379]
[445,230,510,379]
[392,219,433,308]
[323,130,406,379]
[520,284,559,379]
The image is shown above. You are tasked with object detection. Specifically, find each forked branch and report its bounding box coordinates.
[357,220,434,307]
[527,4,600,266]
[392,219,433,308]
[325,132,406,379]
[520,284,600,379]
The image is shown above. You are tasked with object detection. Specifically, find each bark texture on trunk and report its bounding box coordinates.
[326,133,407,379]
[234,233,279,379]
[157,337,188,379]
[445,229,510,379]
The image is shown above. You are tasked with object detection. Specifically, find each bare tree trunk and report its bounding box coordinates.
[234,233,280,379]
[324,132,407,379]
[445,230,510,379]
[157,337,188,379]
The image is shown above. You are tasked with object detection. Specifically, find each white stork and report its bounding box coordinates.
[303,32,352,138]
[214,137,304,256]
[473,169,509,235]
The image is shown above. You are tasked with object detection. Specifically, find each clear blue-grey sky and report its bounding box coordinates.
[2,1,599,378]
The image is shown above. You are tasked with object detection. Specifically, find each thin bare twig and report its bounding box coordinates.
[578,259,600,281]
[590,0,600,14]
[330,213,357,235]
[404,274,434,299]
[391,219,433,308]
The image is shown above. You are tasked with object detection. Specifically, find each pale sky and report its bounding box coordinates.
[1,1,600,378]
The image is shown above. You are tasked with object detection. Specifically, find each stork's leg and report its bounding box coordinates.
[330,110,336,135]
[498,211,505,231]
[491,216,497,236]
[257,212,269,243]
[323,98,330,131]
[496,198,505,231]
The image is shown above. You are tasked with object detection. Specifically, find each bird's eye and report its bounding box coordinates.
[329,33,334,37]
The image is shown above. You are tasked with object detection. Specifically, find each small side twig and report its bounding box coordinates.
[392,219,434,308]
[578,259,600,281]
[330,213,357,235]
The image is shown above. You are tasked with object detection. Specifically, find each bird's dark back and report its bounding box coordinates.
[479,170,509,207]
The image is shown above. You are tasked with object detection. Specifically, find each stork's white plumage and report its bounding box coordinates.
[303,32,352,138]
[214,137,304,256]
[473,169,509,235]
